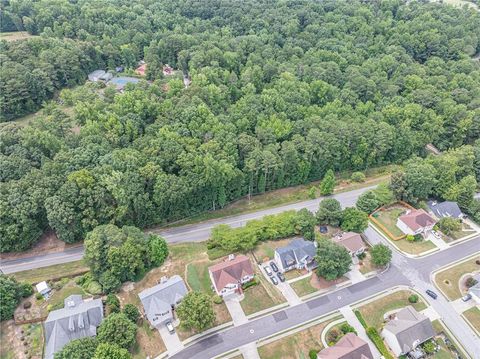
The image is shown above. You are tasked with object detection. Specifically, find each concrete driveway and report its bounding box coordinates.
[225,295,248,326]
[158,323,184,355]
[259,263,301,305]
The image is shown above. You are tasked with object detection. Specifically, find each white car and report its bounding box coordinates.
[166,321,175,334]
[264,265,273,276]
[432,230,441,239]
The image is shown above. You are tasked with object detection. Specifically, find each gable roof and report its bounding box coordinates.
[44,295,103,359]
[333,232,364,253]
[317,333,373,359]
[398,209,436,232]
[427,201,462,219]
[468,274,480,298]
[275,239,316,268]
[209,255,254,291]
[383,306,435,353]
[139,275,188,326]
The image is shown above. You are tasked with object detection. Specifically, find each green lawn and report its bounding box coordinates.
[12,260,89,284]
[253,239,292,262]
[257,318,336,359]
[391,237,437,255]
[463,307,480,333]
[290,276,317,297]
[186,261,214,295]
[241,282,279,316]
[0,31,36,42]
[435,255,480,300]
[48,282,87,311]
[431,320,463,358]
[374,207,405,237]
[358,290,427,330]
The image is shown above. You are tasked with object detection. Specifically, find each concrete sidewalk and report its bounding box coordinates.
[339,306,381,359]
[239,342,260,359]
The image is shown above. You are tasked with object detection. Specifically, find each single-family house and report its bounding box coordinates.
[468,273,480,304]
[332,232,365,256]
[135,63,147,76]
[382,306,435,357]
[317,333,373,359]
[396,209,436,236]
[99,71,113,82]
[44,295,103,359]
[208,255,255,297]
[138,275,188,328]
[163,64,174,76]
[274,239,317,273]
[36,281,51,297]
[427,201,463,219]
[88,70,106,82]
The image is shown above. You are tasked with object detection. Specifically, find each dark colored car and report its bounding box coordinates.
[426,289,438,299]
[270,261,279,272]
[270,276,279,285]
[319,226,328,233]
[277,272,285,282]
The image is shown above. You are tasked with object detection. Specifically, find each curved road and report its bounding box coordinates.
[170,234,480,359]
[0,186,375,274]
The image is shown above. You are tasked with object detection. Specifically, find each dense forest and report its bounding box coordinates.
[1,0,480,252]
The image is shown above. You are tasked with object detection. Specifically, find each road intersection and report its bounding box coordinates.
[170,234,480,359]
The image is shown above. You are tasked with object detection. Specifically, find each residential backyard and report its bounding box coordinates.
[257,317,339,359]
[252,239,292,263]
[434,255,480,300]
[371,206,406,238]
[463,307,480,333]
[357,290,427,329]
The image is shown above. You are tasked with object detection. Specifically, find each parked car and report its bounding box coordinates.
[426,289,438,299]
[319,226,328,233]
[264,265,273,276]
[270,261,279,272]
[277,272,285,282]
[462,293,472,302]
[270,276,278,285]
[432,230,441,239]
[166,321,175,334]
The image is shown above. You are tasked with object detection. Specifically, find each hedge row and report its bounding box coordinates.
[366,327,394,359]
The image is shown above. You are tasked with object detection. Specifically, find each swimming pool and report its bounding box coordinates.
[109,77,140,86]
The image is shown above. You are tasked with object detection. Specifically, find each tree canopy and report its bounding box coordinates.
[176,291,215,331]
[2,0,480,252]
[315,239,352,281]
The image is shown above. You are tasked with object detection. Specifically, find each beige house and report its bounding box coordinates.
[396,209,436,236]
[317,333,373,359]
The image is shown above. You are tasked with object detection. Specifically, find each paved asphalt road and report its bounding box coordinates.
[0,186,375,274]
[171,235,480,359]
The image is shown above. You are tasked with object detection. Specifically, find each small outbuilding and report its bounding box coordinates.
[88,70,106,82]
[36,281,51,297]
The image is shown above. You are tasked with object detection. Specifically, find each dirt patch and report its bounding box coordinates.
[310,274,347,290]
[0,230,82,261]
[0,320,43,359]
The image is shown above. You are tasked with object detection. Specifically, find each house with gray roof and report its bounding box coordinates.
[381,306,435,356]
[88,70,106,82]
[468,273,480,304]
[139,275,188,328]
[44,295,103,359]
[274,239,317,273]
[428,200,463,219]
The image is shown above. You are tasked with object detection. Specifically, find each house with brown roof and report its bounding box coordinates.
[396,209,436,236]
[332,232,365,256]
[208,255,254,297]
[135,63,147,76]
[382,306,435,356]
[317,333,373,359]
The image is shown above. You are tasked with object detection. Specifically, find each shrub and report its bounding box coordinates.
[356,252,366,260]
[422,340,436,354]
[213,295,223,304]
[366,327,394,359]
[85,281,103,295]
[23,301,32,309]
[406,234,415,242]
[308,187,317,199]
[466,277,478,288]
[122,304,140,324]
[340,323,356,334]
[106,294,120,315]
[351,172,366,183]
[354,310,367,328]
[413,234,423,242]
[308,349,318,359]
[19,283,33,298]
[408,294,418,303]
[35,293,43,300]
[326,328,342,344]
[242,278,259,290]
[97,313,137,349]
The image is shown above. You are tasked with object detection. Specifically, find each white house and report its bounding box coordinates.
[396,209,436,236]
[208,255,254,297]
[274,239,317,273]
